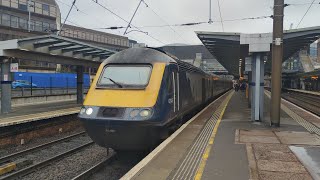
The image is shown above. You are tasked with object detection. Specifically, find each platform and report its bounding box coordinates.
[122,90,320,180]
[286,88,320,96]
[0,100,80,127]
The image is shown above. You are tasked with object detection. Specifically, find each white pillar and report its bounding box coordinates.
[251,53,264,121]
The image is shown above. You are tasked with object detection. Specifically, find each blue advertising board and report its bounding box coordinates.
[13,72,90,88]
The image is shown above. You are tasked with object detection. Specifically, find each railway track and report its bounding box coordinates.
[71,152,117,180]
[282,90,320,116]
[0,131,86,165]
[1,142,94,180]
[0,132,92,180]
[0,130,143,180]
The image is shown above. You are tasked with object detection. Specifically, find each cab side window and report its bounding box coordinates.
[167,72,174,94]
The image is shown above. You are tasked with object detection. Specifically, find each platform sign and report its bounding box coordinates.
[3,74,8,81]
[245,57,252,72]
[10,63,19,72]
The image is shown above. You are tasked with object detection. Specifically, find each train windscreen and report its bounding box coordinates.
[97,65,152,88]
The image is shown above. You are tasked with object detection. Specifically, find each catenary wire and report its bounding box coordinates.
[56,0,113,27]
[91,0,166,45]
[142,0,190,44]
[93,15,272,29]
[217,0,224,32]
[59,0,76,35]
[296,0,317,28]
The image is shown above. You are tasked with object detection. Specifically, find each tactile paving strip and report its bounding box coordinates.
[170,92,233,180]
[265,91,320,136]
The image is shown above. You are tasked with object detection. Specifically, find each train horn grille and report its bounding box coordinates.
[100,108,124,118]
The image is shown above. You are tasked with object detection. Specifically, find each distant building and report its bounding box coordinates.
[0,0,130,73]
[310,42,317,58]
[160,45,228,74]
[0,0,61,72]
[133,43,146,48]
[129,39,138,47]
[282,58,301,72]
[60,24,129,52]
[0,0,60,40]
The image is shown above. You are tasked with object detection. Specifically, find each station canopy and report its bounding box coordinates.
[0,35,117,67]
[196,26,320,75]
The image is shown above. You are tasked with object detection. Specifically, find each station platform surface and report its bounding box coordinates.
[0,100,80,127]
[286,88,320,96]
[123,90,320,180]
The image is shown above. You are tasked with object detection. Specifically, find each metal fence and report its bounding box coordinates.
[10,75,90,97]
[11,87,90,97]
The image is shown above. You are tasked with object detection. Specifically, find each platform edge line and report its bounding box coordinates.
[194,91,233,180]
[264,90,320,120]
[264,90,320,134]
[120,90,232,180]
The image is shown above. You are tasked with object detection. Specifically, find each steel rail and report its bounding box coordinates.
[0,141,94,180]
[282,90,320,116]
[0,131,86,165]
[71,152,117,180]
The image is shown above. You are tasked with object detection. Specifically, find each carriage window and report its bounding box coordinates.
[98,65,152,88]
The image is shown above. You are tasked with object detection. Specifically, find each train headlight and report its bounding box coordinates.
[140,109,151,117]
[130,109,140,118]
[86,107,93,115]
[80,107,86,115]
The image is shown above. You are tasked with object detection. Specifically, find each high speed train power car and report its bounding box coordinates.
[78,47,232,151]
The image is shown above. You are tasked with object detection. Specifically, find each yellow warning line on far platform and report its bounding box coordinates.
[194,91,234,180]
[0,162,16,176]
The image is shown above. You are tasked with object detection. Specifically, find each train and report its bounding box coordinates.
[78,47,232,151]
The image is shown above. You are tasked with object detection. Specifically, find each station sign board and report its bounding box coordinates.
[10,63,19,72]
[245,57,252,72]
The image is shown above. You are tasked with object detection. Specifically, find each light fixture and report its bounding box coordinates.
[85,108,93,115]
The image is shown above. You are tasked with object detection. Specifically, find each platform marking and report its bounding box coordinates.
[0,162,16,176]
[0,108,79,127]
[264,91,320,136]
[121,90,232,180]
[194,91,234,180]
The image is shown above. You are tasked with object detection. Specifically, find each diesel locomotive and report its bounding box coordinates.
[78,47,232,151]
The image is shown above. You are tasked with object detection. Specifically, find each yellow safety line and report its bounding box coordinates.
[194,92,234,180]
[0,162,16,176]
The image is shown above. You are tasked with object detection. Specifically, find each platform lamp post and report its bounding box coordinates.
[270,0,284,127]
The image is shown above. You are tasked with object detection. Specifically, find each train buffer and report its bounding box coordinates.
[122,90,320,180]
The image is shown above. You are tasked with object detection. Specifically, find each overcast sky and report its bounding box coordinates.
[56,0,320,47]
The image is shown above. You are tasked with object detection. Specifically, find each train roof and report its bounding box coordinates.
[102,47,176,64]
[102,47,211,76]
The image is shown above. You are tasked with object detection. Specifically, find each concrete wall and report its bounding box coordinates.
[11,93,86,107]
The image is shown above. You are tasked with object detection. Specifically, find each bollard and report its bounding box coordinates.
[30,76,33,96]
[66,77,69,94]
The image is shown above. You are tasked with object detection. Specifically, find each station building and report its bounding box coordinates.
[60,24,129,52]
[0,0,130,74]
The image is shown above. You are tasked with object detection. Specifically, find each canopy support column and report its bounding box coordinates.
[1,60,12,114]
[77,66,84,104]
[251,53,264,121]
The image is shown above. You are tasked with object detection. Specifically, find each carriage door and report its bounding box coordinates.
[168,65,179,119]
